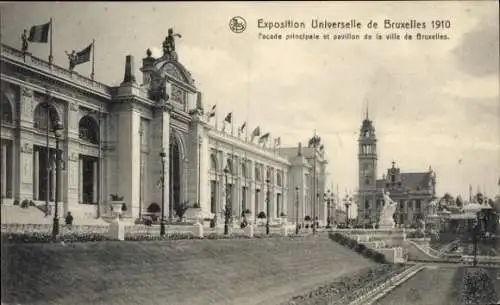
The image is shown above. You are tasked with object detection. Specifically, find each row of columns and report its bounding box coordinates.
[1,141,12,198]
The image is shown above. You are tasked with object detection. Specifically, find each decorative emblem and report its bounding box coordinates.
[229,16,247,34]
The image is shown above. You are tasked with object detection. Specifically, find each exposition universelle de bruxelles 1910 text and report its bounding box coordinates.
[256,19,451,41]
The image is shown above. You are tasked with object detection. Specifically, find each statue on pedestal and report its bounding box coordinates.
[162,28,182,61]
[379,189,397,229]
[65,50,77,71]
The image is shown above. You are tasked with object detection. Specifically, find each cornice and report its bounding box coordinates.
[208,129,290,166]
[1,74,108,113]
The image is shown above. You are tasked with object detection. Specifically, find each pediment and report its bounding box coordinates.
[154,59,195,87]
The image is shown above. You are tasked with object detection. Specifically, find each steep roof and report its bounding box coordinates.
[376,172,433,191]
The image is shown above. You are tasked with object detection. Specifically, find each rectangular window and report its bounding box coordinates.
[210,181,217,213]
[416,200,421,210]
[365,200,370,210]
[242,187,247,211]
[277,193,281,216]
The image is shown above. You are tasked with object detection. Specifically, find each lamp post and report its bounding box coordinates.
[295,186,300,235]
[159,148,167,236]
[343,194,352,228]
[223,165,230,235]
[42,94,53,216]
[266,177,271,235]
[51,119,63,241]
[308,132,321,235]
[325,190,334,228]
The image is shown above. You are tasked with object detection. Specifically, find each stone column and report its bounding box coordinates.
[93,160,98,203]
[33,148,39,200]
[79,158,83,202]
[1,142,7,198]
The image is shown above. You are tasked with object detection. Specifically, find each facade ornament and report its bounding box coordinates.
[21,87,33,98]
[162,28,182,61]
[69,101,78,112]
[20,142,32,154]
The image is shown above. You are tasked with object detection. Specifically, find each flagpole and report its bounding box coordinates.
[91,39,95,80]
[231,114,234,137]
[49,18,53,65]
[215,107,219,130]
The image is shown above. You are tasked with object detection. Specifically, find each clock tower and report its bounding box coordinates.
[358,110,378,225]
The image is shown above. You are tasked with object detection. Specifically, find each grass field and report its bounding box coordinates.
[1,235,377,305]
[373,266,500,305]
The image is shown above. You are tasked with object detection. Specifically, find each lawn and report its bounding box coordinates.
[373,266,500,305]
[1,235,377,305]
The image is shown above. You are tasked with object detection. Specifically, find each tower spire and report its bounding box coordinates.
[365,101,369,120]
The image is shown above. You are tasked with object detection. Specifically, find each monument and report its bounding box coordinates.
[379,189,397,229]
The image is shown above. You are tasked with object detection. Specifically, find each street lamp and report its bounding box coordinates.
[159,148,167,236]
[325,190,334,229]
[51,119,63,241]
[223,165,230,235]
[42,94,53,216]
[295,186,300,235]
[138,128,144,221]
[266,177,271,235]
[343,194,352,228]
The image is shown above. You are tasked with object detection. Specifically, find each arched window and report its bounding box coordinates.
[1,99,13,124]
[79,115,99,144]
[210,154,217,170]
[33,103,60,131]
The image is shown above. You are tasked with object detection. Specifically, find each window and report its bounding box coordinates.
[391,174,396,182]
[78,116,99,144]
[365,179,370,186]
[277,171,283,186]
[365,200,370,209]
[241,162,247,178]
[210,154,217,170]
[416,200,421,210]
[226,158,233,174]
[255,166,261,181]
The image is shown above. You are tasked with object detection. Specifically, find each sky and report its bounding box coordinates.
[1,2,499,204]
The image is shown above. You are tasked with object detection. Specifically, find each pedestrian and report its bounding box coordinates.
[65,211,74,230]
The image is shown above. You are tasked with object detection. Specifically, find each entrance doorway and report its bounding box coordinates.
[169,137,181,218]
[80,155,98,204]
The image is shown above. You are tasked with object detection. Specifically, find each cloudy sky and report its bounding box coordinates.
[1,2,499,200]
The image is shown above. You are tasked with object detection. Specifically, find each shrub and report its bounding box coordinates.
[121,203,128,211]
[304,215,311,221]
[192,202,200,209]
[110,194,124,201]
[280,212,286,217]
[13,199,20,206]
[461,268,497,304]
[21,199,29,209]
[2,232,112,243]
[257,211,266,219]
[244,209,251,214]
[407,230,426,239]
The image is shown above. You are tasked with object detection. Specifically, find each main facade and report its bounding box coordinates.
[0,39,328,224]
[357,114,437,227]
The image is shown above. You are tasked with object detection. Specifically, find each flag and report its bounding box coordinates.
[224,112,232,123]
[207,104,216,118]
[239,122,246,133]
[274,137,281,146]
[28,21,51,43]
[73,43,92,66]
[319,144,324,151]
[238,122,246,137]
[259,132,270,143]
[250,127,260,141]
[308,135,321,147]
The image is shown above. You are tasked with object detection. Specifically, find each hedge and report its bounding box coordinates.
[329,232,387,264]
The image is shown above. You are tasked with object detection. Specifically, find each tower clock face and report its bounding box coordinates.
[362,164,373,176]
[364,130,370,138]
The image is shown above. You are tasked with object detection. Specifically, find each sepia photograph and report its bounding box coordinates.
[0,2,499,305]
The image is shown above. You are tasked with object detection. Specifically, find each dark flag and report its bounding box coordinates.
[28,21,51,43]
[73,43,92,66]
[224,112,232,123]
[259,132,270,143]
[207,104,216,118]
[250,127,260,141]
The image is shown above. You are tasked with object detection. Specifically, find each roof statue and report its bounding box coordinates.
[162,28,182,61]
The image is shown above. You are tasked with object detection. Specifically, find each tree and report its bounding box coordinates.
[174,200,190,221]
[456,195,464,208]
